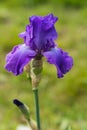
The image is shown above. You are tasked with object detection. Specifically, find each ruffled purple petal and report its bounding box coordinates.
[19,32,26,39]
[43,47,73,78]
[42,13,58,30]
[29,16,42,50]
[30,14,58,30]
[29,14,58,51]
[19,32,26,43]
[5,44,36,75]
[19,14,58,51]
[19,25,33,45]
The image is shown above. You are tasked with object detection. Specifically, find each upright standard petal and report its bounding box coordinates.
[29,14,58,30]
[20,14,58,51]
[42,13,58,30]
[5,44,36,75]
[43,48,73,78]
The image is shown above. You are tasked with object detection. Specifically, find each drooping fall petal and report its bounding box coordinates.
[43,47,73,78]
[5,44,36,75]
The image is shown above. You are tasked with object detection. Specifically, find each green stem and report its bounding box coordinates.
[33,88,41,130]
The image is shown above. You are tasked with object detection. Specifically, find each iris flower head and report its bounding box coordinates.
[5,14,73,78]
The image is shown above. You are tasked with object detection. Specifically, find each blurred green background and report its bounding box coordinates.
[0,0,87,130]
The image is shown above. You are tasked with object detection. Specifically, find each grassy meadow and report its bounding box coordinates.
[0,1,87,130]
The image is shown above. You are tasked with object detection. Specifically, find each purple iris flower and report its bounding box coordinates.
[5,14,73,78]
